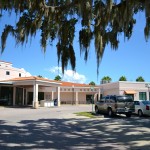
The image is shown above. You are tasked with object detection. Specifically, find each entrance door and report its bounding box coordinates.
[86,95,93,104]
[27,92,44,105]
[38,92,44,103]
[28,92,33,105]
[16,87,23,105]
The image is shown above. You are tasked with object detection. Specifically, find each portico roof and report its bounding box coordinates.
[0,76,61,87]
[0,76,99,88]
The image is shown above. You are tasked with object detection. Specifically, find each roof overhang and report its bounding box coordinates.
[12,80,61,87]
[0,81,13,85]
[124,90,136,94]
[0,77,61,87]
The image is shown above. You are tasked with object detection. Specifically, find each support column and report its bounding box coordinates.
[52,91,54,100]
[75,91,78,105]
[57,86,60,106]
[33,82,39,108]
[98,88,101,100]
[13,87,16,106]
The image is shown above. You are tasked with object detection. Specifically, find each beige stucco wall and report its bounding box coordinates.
[100,82,120,96]
[119,81,150,100]
[100,81,150,100]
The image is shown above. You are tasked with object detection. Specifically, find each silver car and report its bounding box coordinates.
[134,100,150,117]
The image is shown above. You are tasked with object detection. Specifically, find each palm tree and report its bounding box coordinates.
[101,76,112,84]
[136,76,145,82]
[119,76,127,81]
[89,81,96,86]
[54,75,61,81]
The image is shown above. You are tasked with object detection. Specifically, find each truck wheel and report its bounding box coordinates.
[108,108,113,117]
[138,110,143,117]
[95,106,99,114]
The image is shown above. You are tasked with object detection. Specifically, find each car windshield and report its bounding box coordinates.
[117,96,133,102]
[142,101,150,105]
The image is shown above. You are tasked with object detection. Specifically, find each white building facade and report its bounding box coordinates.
[0,60,31,80]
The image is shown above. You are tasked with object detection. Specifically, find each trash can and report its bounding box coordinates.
[54,99,58,106]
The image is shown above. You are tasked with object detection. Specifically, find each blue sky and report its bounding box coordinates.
[0,11,150,85]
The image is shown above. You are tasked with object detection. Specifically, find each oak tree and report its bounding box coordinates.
[0,0,150,74]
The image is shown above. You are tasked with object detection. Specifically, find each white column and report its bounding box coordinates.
[57,86,60,106]
[13,87,16,106]
[75,91,78,105]
[98,88,101,100]
[33,82,39,108]
[52,91,54,100]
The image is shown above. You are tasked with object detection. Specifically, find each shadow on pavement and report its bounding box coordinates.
[0,116,150,150]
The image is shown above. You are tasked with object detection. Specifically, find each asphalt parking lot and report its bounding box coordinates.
[0,105,150,150]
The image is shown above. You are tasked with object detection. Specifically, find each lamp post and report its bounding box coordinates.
[145,83,150,100]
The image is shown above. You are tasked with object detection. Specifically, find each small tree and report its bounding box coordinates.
[136,76,145,82]
[54,75,61,81]
[101,76,112,84]
[37,75,43,78]
[119,76,127,81]
[89,81,96,86]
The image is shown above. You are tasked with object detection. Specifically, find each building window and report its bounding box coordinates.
[19,73,21,77]
[6,71,10,75]
[139,92,147,100]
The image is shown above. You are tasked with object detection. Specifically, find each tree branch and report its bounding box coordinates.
[42,0,80,10]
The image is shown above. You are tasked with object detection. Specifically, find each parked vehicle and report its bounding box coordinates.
[134,100,150,117]
[0,98,8,105]
[95,95,135,117]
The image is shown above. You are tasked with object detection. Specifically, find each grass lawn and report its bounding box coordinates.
[74,112,98,118]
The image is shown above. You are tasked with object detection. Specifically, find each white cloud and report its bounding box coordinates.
[26,72,32,76]
[49,66,62,74]
[20,68,32,77]
[49,66,87,83]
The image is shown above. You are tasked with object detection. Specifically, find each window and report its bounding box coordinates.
[139,92,147,100]
[6,71,10,75]
[19,73,21,77]
[134,101,140,105]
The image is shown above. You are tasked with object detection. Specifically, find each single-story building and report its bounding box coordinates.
[0,76,100,108]
[0,60,100,108]
[99,81,150,100]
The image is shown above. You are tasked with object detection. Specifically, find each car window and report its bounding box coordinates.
[110,96,116,102]
[99,100,105,103]
[105,96,109,100]
[134,101,140,105]
[117,96,133,102]
[142,101,150,105]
